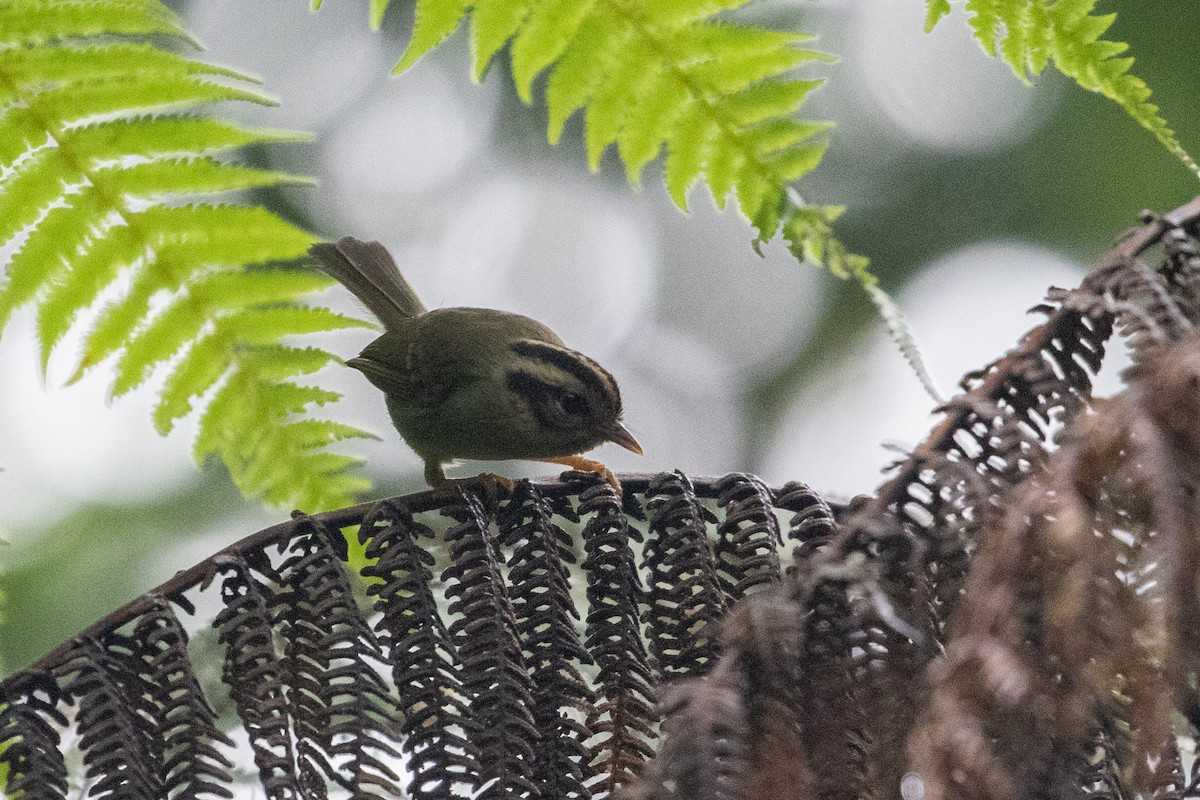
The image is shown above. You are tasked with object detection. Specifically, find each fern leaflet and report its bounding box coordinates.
[926,0,1199,178]
[0,0,374,511]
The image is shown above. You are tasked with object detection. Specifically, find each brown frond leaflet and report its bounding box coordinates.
[725,591,814,800]
[575,476,657,795]
[440,489,539,798]
[775,556,867,800]
[758,482,845,796]
[132,599,235,799]
[626,653,749,800]
[642,472,726,679]
[773,479,838,561]
[213,554,305,799]
[497,482,598,797]
[273,514,402,798]
[53,635,166,800]
[1160,223,1200,318]
[0,671,68,800]
[713,473,784,599]
[359,500,480,800]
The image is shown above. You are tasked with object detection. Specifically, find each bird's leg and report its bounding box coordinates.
[537,455,621,491]
[424,461,448,487]
[424,460,515,498]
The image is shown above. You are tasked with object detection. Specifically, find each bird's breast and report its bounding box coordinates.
[382,376,600,463]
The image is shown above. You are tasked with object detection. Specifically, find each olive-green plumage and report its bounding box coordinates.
[309,237,640,487]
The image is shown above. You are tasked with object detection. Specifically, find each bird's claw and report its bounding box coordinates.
[542,455,622,492]
[474,472,517,494]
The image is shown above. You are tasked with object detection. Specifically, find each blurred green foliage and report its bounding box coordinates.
[0,472,272,672]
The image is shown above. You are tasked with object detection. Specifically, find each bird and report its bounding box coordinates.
[309,236,642,491]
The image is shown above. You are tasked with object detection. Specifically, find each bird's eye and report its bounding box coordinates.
[560,392,587,416]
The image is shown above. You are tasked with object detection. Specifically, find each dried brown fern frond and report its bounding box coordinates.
[643,473,727,680]
[0,672,67,800]
[910,333,1200,800]
[632,197,1200,800]
[0,475,807,798]
[498,482,598,796]
[210,553,303,799]
[441,490,540,798]
[359,500,480,800]
[274,515,403,797]
[625,654,749,800]
[578,480,657,795]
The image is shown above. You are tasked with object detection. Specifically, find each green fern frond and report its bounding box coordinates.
[924,0,953,30]
[0,0,189,47]
[782,199,943,401]
[929,0,1199,178]
[394,0,472,73]
[393,0,853,266]
[0,0,374,511]
[195,370,371,509]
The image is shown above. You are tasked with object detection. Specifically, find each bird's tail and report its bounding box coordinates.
[309,236,427,330]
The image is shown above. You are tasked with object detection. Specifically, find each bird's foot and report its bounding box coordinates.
[538,455,621,492]
[473,472,516,494]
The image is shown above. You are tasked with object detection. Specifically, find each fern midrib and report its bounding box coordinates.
[2,69,142,259]
[1,57,339,500]
[600,0,805,210]
[0,64,229,373]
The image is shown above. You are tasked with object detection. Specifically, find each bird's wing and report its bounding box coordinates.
[354,307,566,407]
[354,327,459,407]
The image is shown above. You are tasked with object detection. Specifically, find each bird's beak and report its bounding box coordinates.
[607,422,643,455]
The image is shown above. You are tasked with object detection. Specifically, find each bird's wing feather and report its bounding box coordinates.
[354,326,459,407]
[355,308,564,408]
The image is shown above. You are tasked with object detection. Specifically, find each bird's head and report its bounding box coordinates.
[504,339,642,457]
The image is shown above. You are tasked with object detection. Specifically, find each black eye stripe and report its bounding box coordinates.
[509,340,619,410]
[506,370,561,428]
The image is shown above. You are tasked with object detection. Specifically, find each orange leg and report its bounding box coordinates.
[537,455,621,491]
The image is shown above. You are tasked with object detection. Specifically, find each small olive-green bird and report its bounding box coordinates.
[309,236,642,489]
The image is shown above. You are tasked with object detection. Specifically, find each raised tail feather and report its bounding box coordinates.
[309,236,427,330]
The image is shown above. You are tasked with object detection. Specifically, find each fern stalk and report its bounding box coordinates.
[0,0,373,510]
